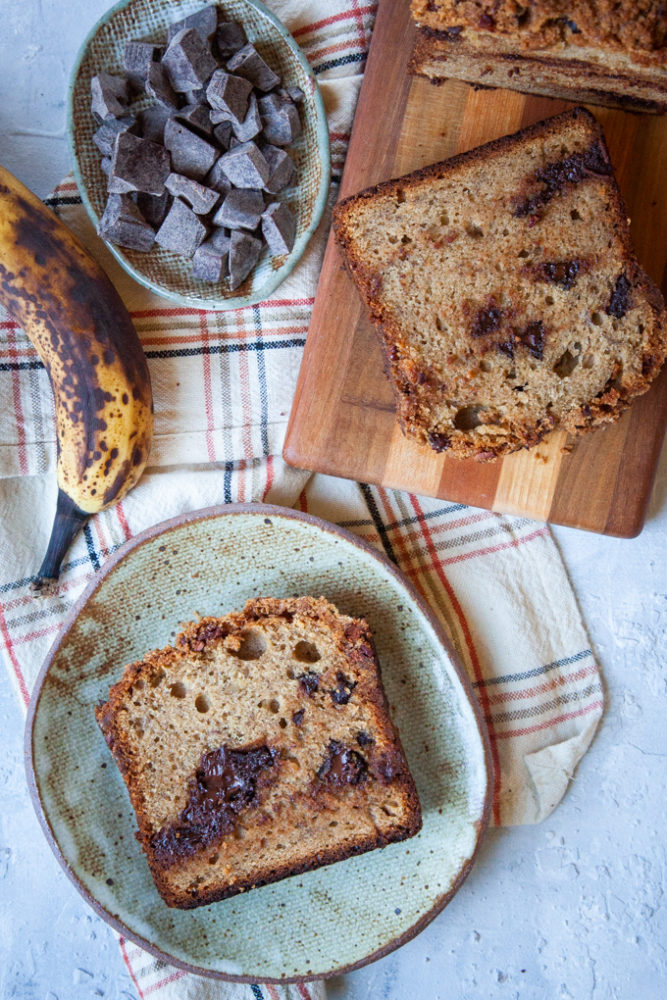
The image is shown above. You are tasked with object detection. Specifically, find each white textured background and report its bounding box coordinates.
[1,2,666,998]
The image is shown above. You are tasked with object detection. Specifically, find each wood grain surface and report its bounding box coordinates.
[284,0,667,537]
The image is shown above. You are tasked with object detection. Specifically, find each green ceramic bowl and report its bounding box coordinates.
[26,504,492,982]
[68,0,330,310]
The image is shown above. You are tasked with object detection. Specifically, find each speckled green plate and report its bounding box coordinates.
[68,0,330,310]
[26,504,491,982]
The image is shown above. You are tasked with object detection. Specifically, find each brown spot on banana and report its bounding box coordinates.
[0,165,153,581]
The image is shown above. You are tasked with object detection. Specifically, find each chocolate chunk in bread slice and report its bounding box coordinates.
[96,596,421,909]
[333,108,666,460]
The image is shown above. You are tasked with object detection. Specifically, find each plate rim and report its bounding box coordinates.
[25,501,493,983]
[67,0,331,312]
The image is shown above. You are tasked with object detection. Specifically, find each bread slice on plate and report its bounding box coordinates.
[333,107,666,461]
[409,1,667,113]
[96,596,421,909]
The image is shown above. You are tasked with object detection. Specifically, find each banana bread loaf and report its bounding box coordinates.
[96,596,421,908]
[333,108,666,460]
[410,1,667,113]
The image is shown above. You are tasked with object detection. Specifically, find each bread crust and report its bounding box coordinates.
[333,108,667,461]
[96,596,422,908]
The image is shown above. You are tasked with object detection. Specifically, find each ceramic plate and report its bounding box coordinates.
[68,0,330,310]
[26,504,491,982]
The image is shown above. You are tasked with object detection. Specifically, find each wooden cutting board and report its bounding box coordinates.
[284,0,667,537]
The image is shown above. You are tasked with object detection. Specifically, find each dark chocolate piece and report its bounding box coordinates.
[136,189,172,228]
[97,193,155,251]
[212,120,234,151]
[215,21,247,59]
[162,27,218,93]
[149,744,278,864]
[205,158,232,195]
[262,201,296,255]
[164,118,219,181]
[192,241,225,282]
[540,260,581,289]
[606,274,632,318]
[155,197,208,256]
[214,188,264,230]
[206,69,253,121]
[219,141,270,189]
[261,144,296,193]
[329,671,356,706]
[174,102,214,137]
[258,94,301,146]
[145,61,179,109]
[123,41,161,90]
[471,303,502,338]
[165,172,220,214]
[231,93,262,143]
[137,103,170,144]
[108,133,170,195]
[317,740,368,786]
[517,321,546,359]
[92,115,137,157]
[167,4,218,44]
[90,72,129,122]
[226,43,280,92]
[298,670,319,695]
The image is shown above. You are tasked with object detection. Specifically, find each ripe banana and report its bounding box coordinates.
[0,164,153,587]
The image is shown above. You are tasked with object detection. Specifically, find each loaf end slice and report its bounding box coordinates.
[96,596,422,908]
[333,107,666,460]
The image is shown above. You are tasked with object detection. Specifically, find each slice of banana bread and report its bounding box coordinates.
[96,596,421,908]
[333,108,666,460]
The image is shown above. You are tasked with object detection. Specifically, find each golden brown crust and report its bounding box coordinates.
[96,596,422,908]
[333,109,667,461]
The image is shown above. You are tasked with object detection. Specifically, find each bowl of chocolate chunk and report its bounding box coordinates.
[68,0,330,309]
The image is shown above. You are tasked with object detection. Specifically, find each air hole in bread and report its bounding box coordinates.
[571,209,582,221]
[268,699,281,714]
[466,223,484,238]
[401,235,412,245]
[591,312,603,326]
[231,629,267,660]
[553,349,579,378]
[208,853,219,865]
[582,353,595,369]
[517,249,530,259]
[134,679,145,691]
[293,640,321,663]
[195,693,210,713]
[545,295,555,306]
[149,670,165,688]
[439,211,450,226]
[279,717,288,729]
[396,188,405,205]
[169,681,187,699]
[480,359,493,372]
[454,405,486,430]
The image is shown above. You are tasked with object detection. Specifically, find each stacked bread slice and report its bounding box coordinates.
[410,1,667,113]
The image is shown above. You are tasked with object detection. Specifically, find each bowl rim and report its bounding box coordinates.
[67,0,331,312]
[25,501,494,983]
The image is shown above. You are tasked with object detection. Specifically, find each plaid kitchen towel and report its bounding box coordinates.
[0,1,604,996]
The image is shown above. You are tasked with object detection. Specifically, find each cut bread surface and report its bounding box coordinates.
[333,108,666,460]
[96,596,421,908]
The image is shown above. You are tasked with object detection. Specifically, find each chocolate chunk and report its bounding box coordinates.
[229,231,262,289]
[298,670,319,695]
[163,27,218,93]
[226,43,280,92]
[165,172,220,214]
[164,118,219,181]
[262,201,296,255]
[258,94,301,146]
[192,241,224,282]
[136,103,170,144]
[261,144,296,193]
[212,120,234,151]
[205,158,232,195]
[214,188,264,230]
[514,144,612,218]
[356,731,374,747]
[97,193,155,251]
[219,141,270,188]
[123,41,161,90]
[232,93,262,142]
[184,86,207,105]
[145,60,179,109]
[92,114,137,157]
[427,431,451,452]
[281,84,305,104]
[317,740,368,786]
[100,156,111,176]
[216,21,247,59]
[517,320,546,359]
[167,4,218,43]
[206,69,253,121]
[174,102,214,137]
[108,133,170,195]
[150,744,277,864]
[292,708,305,726]
[136,189,172,228]
[207,226,231,255]
[330,671,356,706]
[155,197,208,256]
[471,303,502,338]
[606,274,632,319]
[90,72,129,122]
[541,260,581,289]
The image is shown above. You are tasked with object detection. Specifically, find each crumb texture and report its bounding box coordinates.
[333,108,666,460]
[96,596,421,908]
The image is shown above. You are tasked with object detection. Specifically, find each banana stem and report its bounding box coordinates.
[31,489,89,591]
